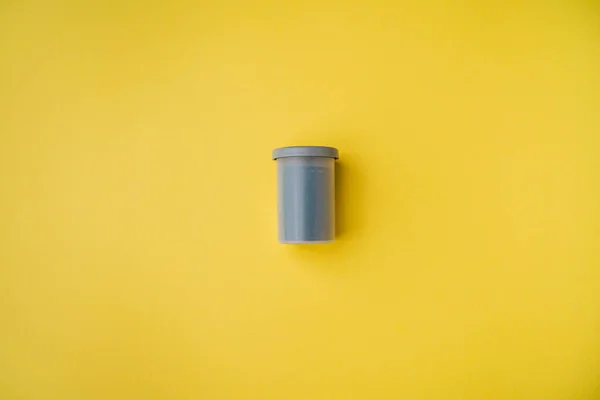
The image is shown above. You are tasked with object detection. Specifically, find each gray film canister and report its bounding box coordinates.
[272,146,339,244]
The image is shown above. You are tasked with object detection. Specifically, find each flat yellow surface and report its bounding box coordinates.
[1,1,599,399]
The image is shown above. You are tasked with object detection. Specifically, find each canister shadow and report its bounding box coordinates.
[284,148,368,258]
[334,161,350,238]
[334,153,367,242]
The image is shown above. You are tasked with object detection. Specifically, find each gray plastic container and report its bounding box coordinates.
[272,146,339,244]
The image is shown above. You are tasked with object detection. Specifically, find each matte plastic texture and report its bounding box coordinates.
[275,154,337,244]
[273,146,339,160]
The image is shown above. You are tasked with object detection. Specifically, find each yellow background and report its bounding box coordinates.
[1,1,599,399]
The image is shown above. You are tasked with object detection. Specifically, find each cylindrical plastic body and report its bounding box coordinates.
[273,146,338,244]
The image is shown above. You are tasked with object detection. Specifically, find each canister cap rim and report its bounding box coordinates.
[272,146,339,160]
